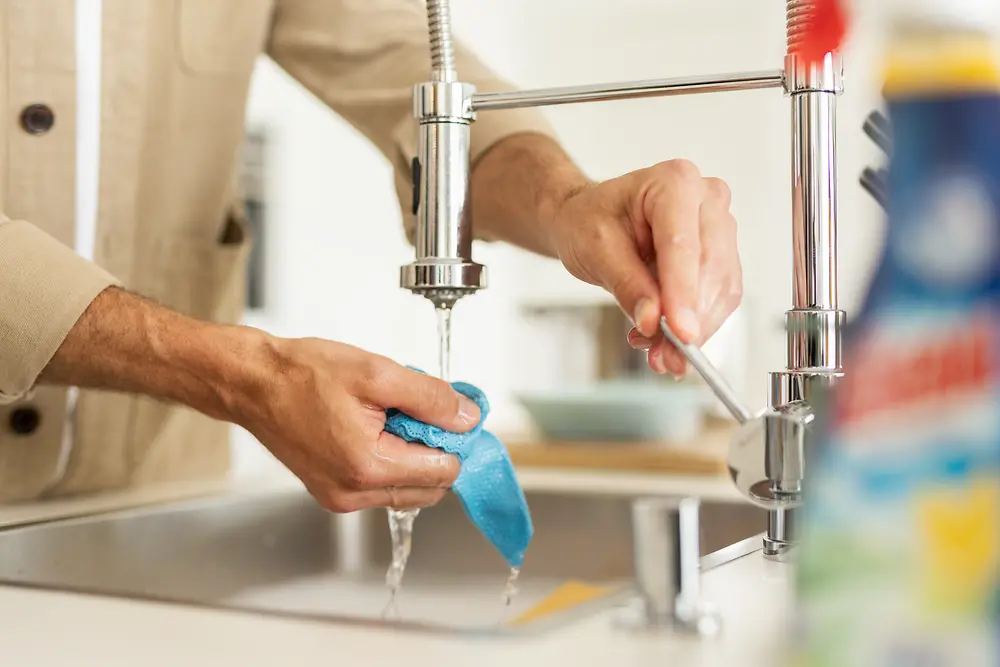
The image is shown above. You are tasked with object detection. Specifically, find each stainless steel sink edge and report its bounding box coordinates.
[0,488,763,637]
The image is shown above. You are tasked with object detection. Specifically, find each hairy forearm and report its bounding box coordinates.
[471,133,592,256]
[40,287,272,422]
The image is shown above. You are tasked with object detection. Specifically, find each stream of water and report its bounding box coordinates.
[383,305,521,621]
[383,305,454,619]
[502,567,521,608]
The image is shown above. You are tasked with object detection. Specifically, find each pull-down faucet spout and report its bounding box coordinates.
[399,0,485,310]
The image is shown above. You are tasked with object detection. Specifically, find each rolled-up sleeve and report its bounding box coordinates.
[267,0,556,241]
[0,215,119,403]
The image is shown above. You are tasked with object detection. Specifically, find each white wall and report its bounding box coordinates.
[232,0,889,475]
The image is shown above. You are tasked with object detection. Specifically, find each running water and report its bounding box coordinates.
[502,567,521,607]
[383,507,416,619]
[383,304,455,619]
[435,304,453,381]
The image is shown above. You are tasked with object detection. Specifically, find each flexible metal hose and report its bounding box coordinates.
[785,0,817,54]
[426,0,457,80]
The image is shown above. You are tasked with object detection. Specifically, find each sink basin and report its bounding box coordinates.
[0,487,763,634]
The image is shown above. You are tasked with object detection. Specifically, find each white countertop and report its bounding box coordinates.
[0,546,791,667]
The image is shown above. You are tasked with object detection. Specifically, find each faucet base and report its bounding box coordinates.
[612,597,722,637]
[762,536,796,562]
[763,506,798,561]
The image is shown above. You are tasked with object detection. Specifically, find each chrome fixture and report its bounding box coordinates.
[765,0,845,557]
[470,71,785,111]
[659,319,811,523]
[399,0,485,309]
[622,497,721,636]
[401,0,844,557]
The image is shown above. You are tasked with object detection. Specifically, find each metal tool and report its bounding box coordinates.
[402,0,847,559]
[659,318,753,425]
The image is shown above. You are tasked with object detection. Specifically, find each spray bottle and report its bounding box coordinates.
[795,1,1000,664]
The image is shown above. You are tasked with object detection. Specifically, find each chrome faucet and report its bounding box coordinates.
[399,0,485,309]
[401,0,844,588]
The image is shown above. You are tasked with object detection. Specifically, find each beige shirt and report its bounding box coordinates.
[0,0,553,502]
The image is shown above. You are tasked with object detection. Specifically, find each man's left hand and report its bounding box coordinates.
[547,159,742,378]
[472,136,742,377]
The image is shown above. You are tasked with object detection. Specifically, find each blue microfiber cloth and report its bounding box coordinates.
[384,380,533,568]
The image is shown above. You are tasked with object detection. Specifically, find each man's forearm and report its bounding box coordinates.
[40,287,271,422]
[470,133,592,256]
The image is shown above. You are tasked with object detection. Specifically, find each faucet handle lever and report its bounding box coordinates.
[727,405,812,510]
[659,317,753,424]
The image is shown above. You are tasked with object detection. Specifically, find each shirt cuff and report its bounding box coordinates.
[0,219,121,402]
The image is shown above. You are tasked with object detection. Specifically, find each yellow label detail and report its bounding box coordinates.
[883,37,1000,96]
[915,479,1000,614]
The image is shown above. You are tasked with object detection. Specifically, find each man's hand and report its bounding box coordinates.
[43,287,475,512]
[549,160,742,377]
[472,135,742,377]
[233,338,475,512]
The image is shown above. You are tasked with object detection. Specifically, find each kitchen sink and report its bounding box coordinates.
[0,486,762,634]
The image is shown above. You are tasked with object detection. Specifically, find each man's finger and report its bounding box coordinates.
[591,228,661,337]
[650,338,687,378]
[379,487,450,510]
[644,160,704,343]
[371,431,462,488]
[373,363,481,432]
[626,328,655,351]
[697,203,742,345]
[332,487,450,512]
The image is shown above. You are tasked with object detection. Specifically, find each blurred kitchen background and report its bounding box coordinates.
[231,0,888,476]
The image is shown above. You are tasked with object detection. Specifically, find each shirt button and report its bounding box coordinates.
[9,406,41,435]
[20,104,55,135]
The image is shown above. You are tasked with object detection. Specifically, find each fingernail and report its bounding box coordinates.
[633,299,658,337]
[649,350,668,375]
[674,308,701,342]
[458,398,481,426]
[627,333,653,351]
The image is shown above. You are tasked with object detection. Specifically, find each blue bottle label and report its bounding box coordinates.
[796,95,1000,666]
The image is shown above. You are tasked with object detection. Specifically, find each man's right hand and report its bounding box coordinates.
[233,337,475,512]
[42,287,475,512]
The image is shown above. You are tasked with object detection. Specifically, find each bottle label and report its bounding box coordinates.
[796,94,1000,666]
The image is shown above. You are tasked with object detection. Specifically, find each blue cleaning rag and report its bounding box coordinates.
[383,381,533,568]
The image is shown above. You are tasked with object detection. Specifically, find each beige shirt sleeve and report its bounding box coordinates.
[267,0,557,242]
[0,214,119,403]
